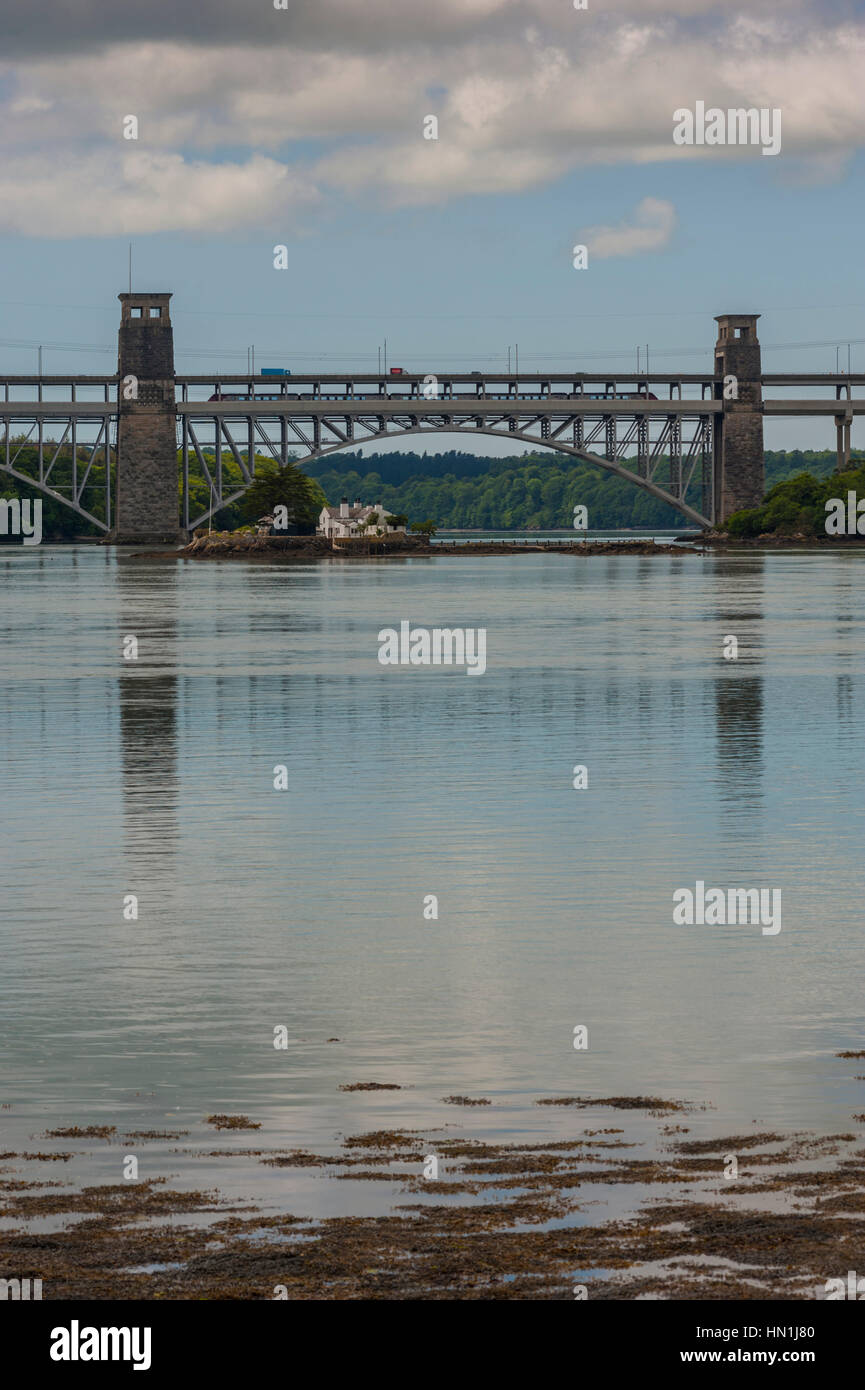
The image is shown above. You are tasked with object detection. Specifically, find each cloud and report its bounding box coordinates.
[0,152,319,237]
[0,0,820,57]
[0,1,861,232]
[581,197,677,258]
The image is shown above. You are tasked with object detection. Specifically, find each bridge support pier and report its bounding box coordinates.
[109,293,183,545]
[835,412,852,472]
[713,314,764,524]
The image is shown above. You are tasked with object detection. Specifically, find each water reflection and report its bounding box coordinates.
[117,562,180,870]
[1,544,864,1170]
[712,555,765,826]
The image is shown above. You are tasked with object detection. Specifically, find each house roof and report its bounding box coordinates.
[321,504,381,519]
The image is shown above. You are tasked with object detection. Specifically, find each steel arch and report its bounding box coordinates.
[186,419,711,530]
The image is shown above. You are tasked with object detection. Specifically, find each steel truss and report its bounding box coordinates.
[0,412,115,531]
[0,390,717,534]
[182,405,716,529]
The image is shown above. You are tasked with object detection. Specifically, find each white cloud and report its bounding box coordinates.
[581,197,677,259]
[0,152,319,237]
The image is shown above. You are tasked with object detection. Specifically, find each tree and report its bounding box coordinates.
[240,460,326,532]
[410,518,437,536]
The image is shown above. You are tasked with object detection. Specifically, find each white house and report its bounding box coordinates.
[317,497,406,539]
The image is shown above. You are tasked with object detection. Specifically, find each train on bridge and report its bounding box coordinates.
[207,387,660,403]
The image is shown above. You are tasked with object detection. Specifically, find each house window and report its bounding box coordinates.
[131,307,143,318]
[149,307,162,318]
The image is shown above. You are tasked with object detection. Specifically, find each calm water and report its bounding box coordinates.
[1,542,863,1217]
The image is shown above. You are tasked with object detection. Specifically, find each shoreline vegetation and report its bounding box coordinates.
[3,447,863,543]
[302,446,863,535]
[3,1095,864,1298]
[708,463,865,544]
[700,532,865,547]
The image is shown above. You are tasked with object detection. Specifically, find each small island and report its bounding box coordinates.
[179,459,702,560]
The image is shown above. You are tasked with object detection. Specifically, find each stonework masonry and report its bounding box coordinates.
[714,314,765,521]
[102,294,765,540]
[110,293,182,544]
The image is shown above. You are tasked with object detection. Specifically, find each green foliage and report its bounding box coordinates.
[410,518,438,536]
[0,438,111,540]
[307,449,691,529]
[725,462,865,537]
[308,448,865,532]
[2,439,861,540]
[239,458,326,531]
[0,440,325,538]
[764,448,845,489]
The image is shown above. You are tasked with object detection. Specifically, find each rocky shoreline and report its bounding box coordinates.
[154,529,865,561]
[700,532,865,547]
[179,532,703,560]
[182,532,426,559]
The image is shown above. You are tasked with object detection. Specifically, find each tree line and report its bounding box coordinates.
[1,439,860,539]
[726,460,865,537]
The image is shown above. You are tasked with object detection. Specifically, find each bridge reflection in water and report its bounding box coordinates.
[117,564,179,890]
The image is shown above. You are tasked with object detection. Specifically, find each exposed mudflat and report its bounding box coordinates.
[2,1099,862,1300]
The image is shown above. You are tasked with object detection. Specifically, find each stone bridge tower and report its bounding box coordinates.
[713,314,764,522]
[111,292,181,544]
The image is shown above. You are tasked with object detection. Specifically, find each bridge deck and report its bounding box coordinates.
[3,372,865,388]
[3,399,863,418]
[0,399,719,418]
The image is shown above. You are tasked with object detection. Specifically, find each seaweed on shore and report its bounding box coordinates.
[205,1115,261,1131]
[5,1098,864,1300]
[45,1126,116,1140]
[536,1096,689,1112]
[339,1083,401,1092]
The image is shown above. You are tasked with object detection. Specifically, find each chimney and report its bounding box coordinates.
[340,497,349,518]
[354,497,361,512]
[375,500,383,516]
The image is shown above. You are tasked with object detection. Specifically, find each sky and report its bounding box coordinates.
[1,0,864,452]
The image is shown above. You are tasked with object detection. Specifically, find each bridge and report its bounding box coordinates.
[0,292,861,542]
